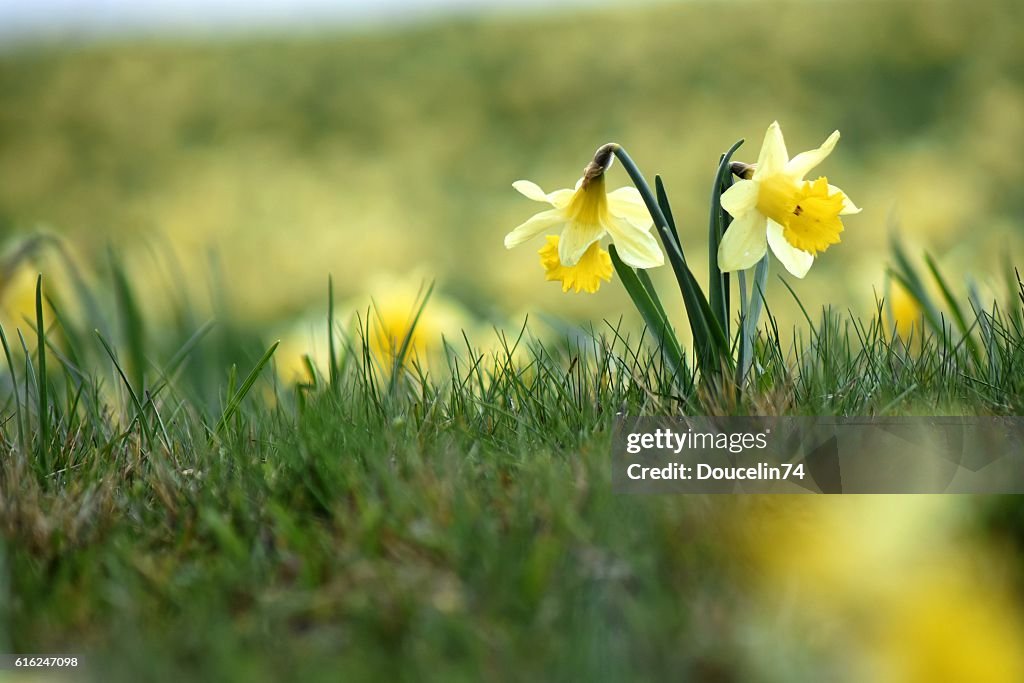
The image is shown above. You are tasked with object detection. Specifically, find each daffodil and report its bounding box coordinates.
[504,154,664,277]
[0,237,65,334]
[538,235,613,293]
[274,273,476,379]
[887,279,923,339]
[738,496,1024,683]
[362,274,473,364]
[718,121,861,278]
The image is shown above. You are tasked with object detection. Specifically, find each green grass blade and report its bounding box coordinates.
[386,281,434,395]
[923,252,981,364]
[610,246,689,391]
[328,275,339,391]
[887,234,943,331]
[158,320,216,387]
[636,268,672,328]
[1005,263,1023,330]
[967,280,996,378]
[34,275,50,470]
[110,249,147,394]
[43,291,85,370]
[16,331,34,444]
[887,270,943,335]
[49,236,112,341]
[96,330,156,452]
[0,323,26,456]
[778,274,815,331]
[1017,268,1024,310]
[216,340,279,435]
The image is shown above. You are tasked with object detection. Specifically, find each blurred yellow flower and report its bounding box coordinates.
[365,276,471,364]
[0,237,64,335]
[871,570,1024,683]
[1,262,40,332]
[274,272,475,381]
[274,316,330,382]
[505,174,663,271]
[719,121,861,278]
[537,235,613,294]
[887,279,923,339]
[736,495,1024,683]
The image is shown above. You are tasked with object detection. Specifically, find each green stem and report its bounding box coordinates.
[611,146,674,255]
[741,255,770,383]
[611,145,730,377]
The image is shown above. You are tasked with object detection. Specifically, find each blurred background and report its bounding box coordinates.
[2,0,1022,352]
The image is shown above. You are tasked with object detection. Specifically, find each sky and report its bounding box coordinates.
[0,0,621,42]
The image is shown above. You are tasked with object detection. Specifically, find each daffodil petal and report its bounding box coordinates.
[512,180,577,209]
[607,187,653,229]
[605,217,663,269]
[505,209,564,249]
[607,186,643,205]
[785,130,840,179]
[558,223,605,266]
[766,219,814,278]
[754,121,788,179]
[717,211,768,272]
[720,179,759,218]
[512,180,551,203]
[547,188,575,209]
[828,184,862,215]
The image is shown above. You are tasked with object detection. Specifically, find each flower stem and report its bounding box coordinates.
[740,254,769,383]
[610,146,674,253]
[610,145,731,377]
[611,145,695,301]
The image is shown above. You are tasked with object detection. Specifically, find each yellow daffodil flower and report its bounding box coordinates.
[718,121,861,278]
[274,273,476,380]
[887,279,923,339]
[737,496,1024,683]
[538,235,613,293]
[505,170,664,273]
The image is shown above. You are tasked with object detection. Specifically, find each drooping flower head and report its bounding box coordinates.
[505,144,664,293]
[718,122,861,278]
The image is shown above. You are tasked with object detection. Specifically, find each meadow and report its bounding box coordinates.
[2,0,1024,680]
[0,254,1021,680]
[1,0,1022,330]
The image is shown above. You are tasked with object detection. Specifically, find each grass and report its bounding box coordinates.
[2,241,1024,681]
